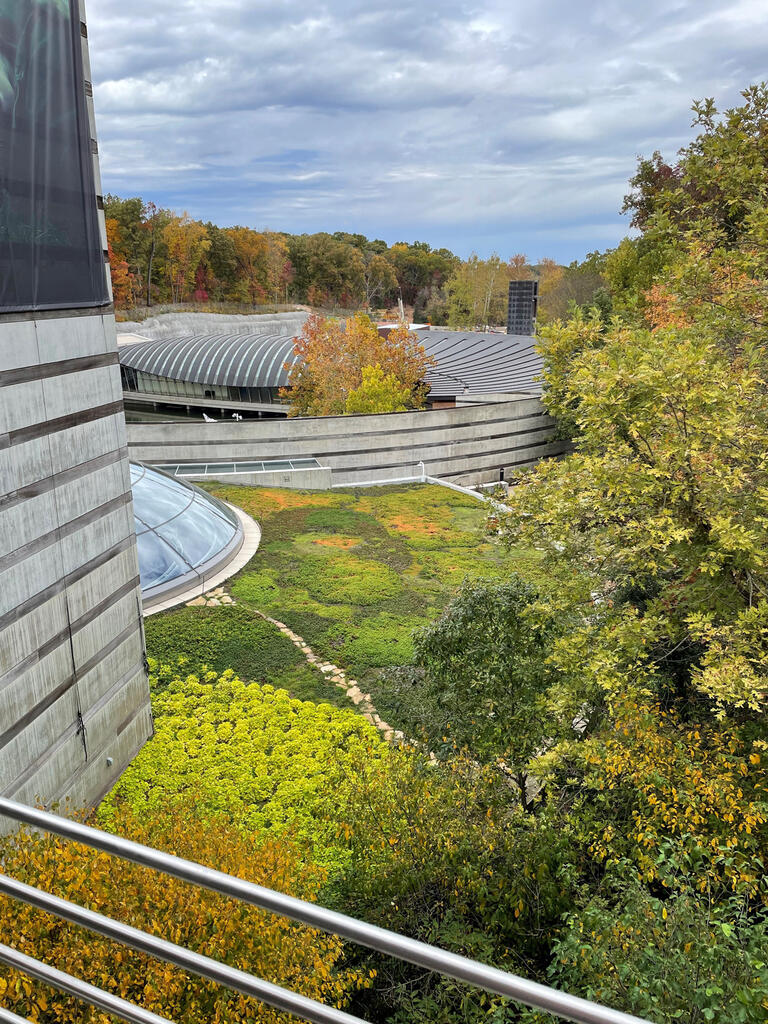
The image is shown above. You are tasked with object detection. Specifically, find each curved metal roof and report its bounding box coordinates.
[119,333,300,389]
[119,328,542,398]
[418,330,542,396]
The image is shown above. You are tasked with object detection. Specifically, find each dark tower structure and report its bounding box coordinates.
[507,280,539,336]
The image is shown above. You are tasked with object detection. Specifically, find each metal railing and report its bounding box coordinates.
[331,464,510,514]
[0,798,651,1024]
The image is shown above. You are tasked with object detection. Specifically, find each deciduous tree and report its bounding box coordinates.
[0,800,368,1023]
[162,213,210,304]
[283,313,434,416]
[344,363,410,414]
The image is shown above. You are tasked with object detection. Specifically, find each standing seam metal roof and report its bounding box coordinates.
[118,328,542,396]
[119,333,300,389]
[418,330,543,395]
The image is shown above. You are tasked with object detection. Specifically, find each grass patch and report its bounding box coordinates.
[270,663,356,709]
[324,613,426,676]
[145,605,301,681]
[297,553,402,606]
[205,484,521,692]
[145,603,356,708]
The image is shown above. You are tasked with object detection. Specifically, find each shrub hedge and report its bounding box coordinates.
[101,669,385,869]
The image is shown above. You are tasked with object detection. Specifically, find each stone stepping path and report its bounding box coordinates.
[186,586,404,745]
[254,611,405,745]
[186,586,234,609]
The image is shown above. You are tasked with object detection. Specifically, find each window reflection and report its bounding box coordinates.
[135,530,193,590]
[156,497,236,568]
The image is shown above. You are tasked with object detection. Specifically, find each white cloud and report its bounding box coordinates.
[86,0,768,260]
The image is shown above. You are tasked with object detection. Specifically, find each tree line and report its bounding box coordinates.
[105,195,610,327]
[105,196,459,314]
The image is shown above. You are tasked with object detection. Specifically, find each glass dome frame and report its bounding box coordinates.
[130,462,244,607]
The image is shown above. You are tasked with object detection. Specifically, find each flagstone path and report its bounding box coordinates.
[186,587,404,744]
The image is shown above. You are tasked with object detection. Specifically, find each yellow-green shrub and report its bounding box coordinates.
[100,670,385,868]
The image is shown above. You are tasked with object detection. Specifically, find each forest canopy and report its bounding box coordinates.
[104,196,606,325]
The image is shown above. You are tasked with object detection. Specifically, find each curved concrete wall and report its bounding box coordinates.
[116,311,307,342]
[126,396,566,487]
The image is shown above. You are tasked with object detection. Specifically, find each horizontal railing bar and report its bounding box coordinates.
[0,799,649,1024]
[0,1008,33,1024]
[0,874,367,1024]
[0,944,175,1024]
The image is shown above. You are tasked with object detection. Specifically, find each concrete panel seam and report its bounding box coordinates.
[0,351,118,389]
[0,400,124,450]
[0,446,128,511]
[0,491,133,575]
[0,536,137,634]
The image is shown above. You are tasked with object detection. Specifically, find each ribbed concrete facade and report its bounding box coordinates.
[0,313,152,814]
[126,396,566,487]
[0,2,151,819]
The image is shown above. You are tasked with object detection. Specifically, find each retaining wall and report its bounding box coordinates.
[126,396,566,487]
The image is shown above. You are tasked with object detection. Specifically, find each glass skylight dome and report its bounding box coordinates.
[130,463,243,606]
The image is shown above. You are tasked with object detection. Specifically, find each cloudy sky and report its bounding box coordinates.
[87,0,768,263]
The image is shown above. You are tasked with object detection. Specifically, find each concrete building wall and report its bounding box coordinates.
[0,312,153,817]
[126,397,567,488]
[0,2,152,821]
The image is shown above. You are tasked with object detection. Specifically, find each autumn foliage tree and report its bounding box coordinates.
[283,313,434,416]
[105,218,137,307]
[162,213,211,304]
[344,364,411,414]
[226,226,270,305]
[0,800,368,1023]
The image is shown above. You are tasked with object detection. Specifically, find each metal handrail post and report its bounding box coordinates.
[0,944,175,1024]
[0,800,651,1024]
[0,874,367,1024]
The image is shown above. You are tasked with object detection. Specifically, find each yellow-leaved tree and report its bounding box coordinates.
[0,799,368,1023]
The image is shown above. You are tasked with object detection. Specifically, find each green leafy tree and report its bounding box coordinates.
[621,85,768,350]
[329,748,576,1023]
[382,578,566,808]
[540,855,768,1024]
[344,363,411,414]
[287,233,365,307]
[389,241,458,306]
[446,253,532,328]
[362,253,398,308]
[202,221,239,299]
[503,314,768,718]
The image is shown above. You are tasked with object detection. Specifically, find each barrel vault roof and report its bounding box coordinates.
[119,329,542,397]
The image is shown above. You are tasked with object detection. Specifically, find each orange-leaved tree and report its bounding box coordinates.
[282,312,434,416]
[105,217,137,308]
[0,799,369,1023]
